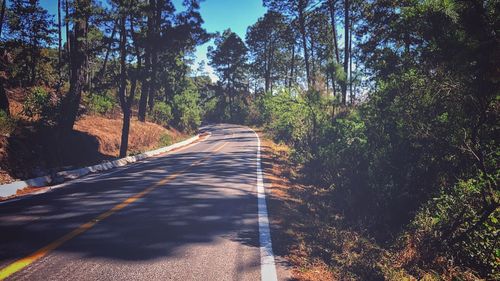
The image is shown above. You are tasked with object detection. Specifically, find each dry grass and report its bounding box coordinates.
[74,115,185,157]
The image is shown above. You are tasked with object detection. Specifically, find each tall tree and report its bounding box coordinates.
[0,1,8,114]
[0,50,9,115]
[116,1,142,158]
[57,0,62,87]
[327,0,340,96]
[264,0,312,88]
[246,11,289,93]
[5,0,55,85]
[208,29,247,120]
[0,0,6,38]
[137,0,152,122]
[342,0,349,105]
[59,0,90,131]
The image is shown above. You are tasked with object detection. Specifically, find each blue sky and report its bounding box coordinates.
[39,0,267,81]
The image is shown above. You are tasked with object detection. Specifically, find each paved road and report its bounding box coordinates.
[0,124,284,281]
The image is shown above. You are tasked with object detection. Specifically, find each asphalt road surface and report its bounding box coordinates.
[0,124,286,281]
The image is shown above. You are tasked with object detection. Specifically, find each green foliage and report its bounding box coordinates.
[151,102,173,127]
[412,173,499,277]
[4,0,55,85]
[159,133,173,147]
[22,87,54,121]
[86,93,115,116]
[172,81,201,132]
[0,110,16,135]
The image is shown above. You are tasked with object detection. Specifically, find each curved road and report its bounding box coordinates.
[0,124,285,280]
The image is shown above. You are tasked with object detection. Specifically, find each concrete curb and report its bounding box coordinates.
[0,134,203,198]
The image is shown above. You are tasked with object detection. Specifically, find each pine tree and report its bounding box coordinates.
[58,0,91,131]
[5,0,55,85]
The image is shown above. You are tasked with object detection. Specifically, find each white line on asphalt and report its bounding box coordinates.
[251,128,278,281]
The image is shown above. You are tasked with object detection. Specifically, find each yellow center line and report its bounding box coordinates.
[0,141,228,280]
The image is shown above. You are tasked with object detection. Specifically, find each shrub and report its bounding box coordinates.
[22,86,53,121]
[410,173,499,278]
[159,133,173,147]
[0,110,16,135]
[151,102,173,127]
[87,93,115,115]
[172,81,201,132]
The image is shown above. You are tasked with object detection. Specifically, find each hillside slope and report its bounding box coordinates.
[0,89,187,184]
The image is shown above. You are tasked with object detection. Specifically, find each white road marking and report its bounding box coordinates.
[251,128,279,281]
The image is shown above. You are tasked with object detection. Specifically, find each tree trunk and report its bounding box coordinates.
[65,0,71,79]
[94,18,118,87]
[310,33,316,88]
[118,11,128,157]
[119,8,142,158]
[349,22,353,104]
[138,5,152,122]
[342,0,349,105]
[329,0,339,97]
[59,0,89,132]
[57,0,62,87]
[269,46,274,93]
[137,50,150,121]
[329,0,340,63]
[148,0,159,111]
[264,41,269,93]
[289,43,295,89]
[298,0,310,88]
[0,51,8,115]
[0,0,6,39]
[30,51,36,85]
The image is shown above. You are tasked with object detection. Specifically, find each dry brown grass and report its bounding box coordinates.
[74,115,184,157]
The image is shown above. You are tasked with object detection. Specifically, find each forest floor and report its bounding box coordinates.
[258,129,416,281]
[0,88,187,184]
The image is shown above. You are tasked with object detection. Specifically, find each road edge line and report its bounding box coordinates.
[251,128,279,281]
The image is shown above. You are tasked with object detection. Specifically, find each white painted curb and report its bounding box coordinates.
[0,134,204,198]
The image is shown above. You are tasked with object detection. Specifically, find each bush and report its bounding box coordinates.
[172,81,201,132]
[87,93,115,115]
[0,110,16,135]
[159,133,173,147]
[151,102,173,127]
[410,173,499,278]
[22,86,53,121]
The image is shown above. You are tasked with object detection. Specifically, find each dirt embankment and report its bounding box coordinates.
[0,89,187,184]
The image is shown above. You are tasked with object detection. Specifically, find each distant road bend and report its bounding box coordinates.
[0,124,284,281]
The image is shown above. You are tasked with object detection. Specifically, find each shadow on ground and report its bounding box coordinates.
[0,125,112,180]
[0,125,269,278]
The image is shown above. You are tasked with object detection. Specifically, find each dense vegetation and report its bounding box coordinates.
[0,0,498,279]
[246,1,499,279]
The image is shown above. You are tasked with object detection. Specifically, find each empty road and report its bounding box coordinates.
[0,124,283,280]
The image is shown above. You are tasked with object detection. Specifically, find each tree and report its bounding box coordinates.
[58,0,91,131]
[264,0,313,88]
[246,11,290,93]
[57,0,62,88]
[341,0,349,105]
[0,0,6,38]
[5,0,55,85]
[208,29,248,120]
